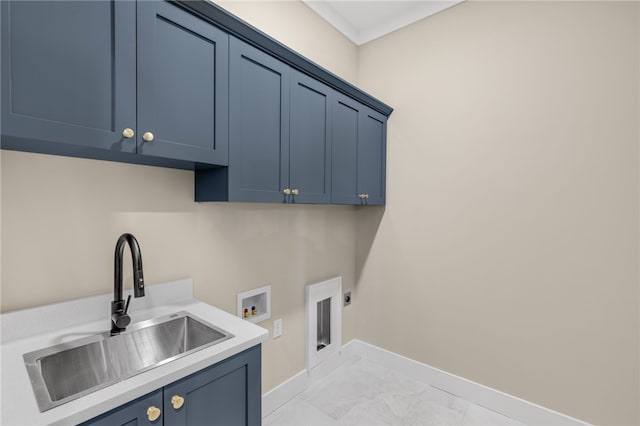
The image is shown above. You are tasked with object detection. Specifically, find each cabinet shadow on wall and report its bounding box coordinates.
[355,205,385,284]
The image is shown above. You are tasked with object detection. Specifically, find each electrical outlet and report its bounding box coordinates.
[273,318,283,338]
[344,291,352,306]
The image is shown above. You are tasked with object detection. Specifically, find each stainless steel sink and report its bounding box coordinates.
[23,311,233,412]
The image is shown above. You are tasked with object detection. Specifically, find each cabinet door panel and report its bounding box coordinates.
[80,389,163,426]
[228,37,290,203]
[1,0,136,152]
[358,108,387,205]
[331,94,361,204]
[289,71,332,204]
[163,345,261,426]
[137,1,229,165]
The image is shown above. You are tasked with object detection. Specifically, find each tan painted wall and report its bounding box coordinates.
[0,1,358,394]
[356,1,639,425]
[2,1,639,423]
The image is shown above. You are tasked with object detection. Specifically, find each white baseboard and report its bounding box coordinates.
[262,370,308,418]
[262,339,590,426]
[262,346,360,417]
[348,340,589,426]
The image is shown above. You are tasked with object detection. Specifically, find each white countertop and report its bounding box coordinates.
[0,279,269,426]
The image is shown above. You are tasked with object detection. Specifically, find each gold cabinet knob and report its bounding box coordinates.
[142,132,155,142]
[147,406,161,422]
[122,128,135,139]
[291,188,299,196]
[171,395,185,410]
[358,194,365,199]
[283,188,291,195]
[364,194,369,199]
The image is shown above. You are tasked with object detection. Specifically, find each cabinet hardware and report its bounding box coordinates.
[283,188,291,195]
[122,128,135,139]
[171,395,185,410]
[143,132,155,142]
[147,406,161,422]
[291,188,299,196]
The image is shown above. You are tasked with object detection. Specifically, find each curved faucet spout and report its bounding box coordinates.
[111,233,145,335]
[114,233,145,300]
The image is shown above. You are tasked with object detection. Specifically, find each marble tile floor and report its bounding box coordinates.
[264,357,526,426]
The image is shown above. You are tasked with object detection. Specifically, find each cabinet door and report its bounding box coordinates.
[289,70,332,204]
[1,1,136,153]
[80,389,163,426]
[137,1,229,165]
[332,95,387,205]
[357,107,387,205]
[163,345,262,426]
[331,93,361,205]
[228,37,290,203]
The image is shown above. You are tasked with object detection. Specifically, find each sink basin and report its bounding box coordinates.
[23,311,233,412]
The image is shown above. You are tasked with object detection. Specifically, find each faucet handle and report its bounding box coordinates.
[112,312,131,330]
[124,294,132,315]
[110,296,132,335]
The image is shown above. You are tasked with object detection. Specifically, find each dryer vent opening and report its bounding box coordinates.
[317,298,331,351]
[306,277,342,372]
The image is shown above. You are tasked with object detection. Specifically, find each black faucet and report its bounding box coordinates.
[111,233,145,336]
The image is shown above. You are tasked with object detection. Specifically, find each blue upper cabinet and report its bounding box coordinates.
[137,2,229,165]
[357,107,387,205]
[331,93,387,205]
[331,94,361,205]
[197,39,333,204]
[226,37,290,203]
[1,0,228,168]
[1,0,137,154]
[289,70,332,204]
[1,0,391,203]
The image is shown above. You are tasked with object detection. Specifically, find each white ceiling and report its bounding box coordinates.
[303,0,463,45]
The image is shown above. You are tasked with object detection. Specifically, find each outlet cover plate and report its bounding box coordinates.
[344,291,352,306]
[273,318,282,338]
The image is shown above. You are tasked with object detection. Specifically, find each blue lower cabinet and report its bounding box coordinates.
[163,345,261,426]
[82,345,261,426]
[80,389,163,426]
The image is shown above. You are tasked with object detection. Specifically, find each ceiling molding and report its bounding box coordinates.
[303,0,361,43]
[303,1,464,46]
